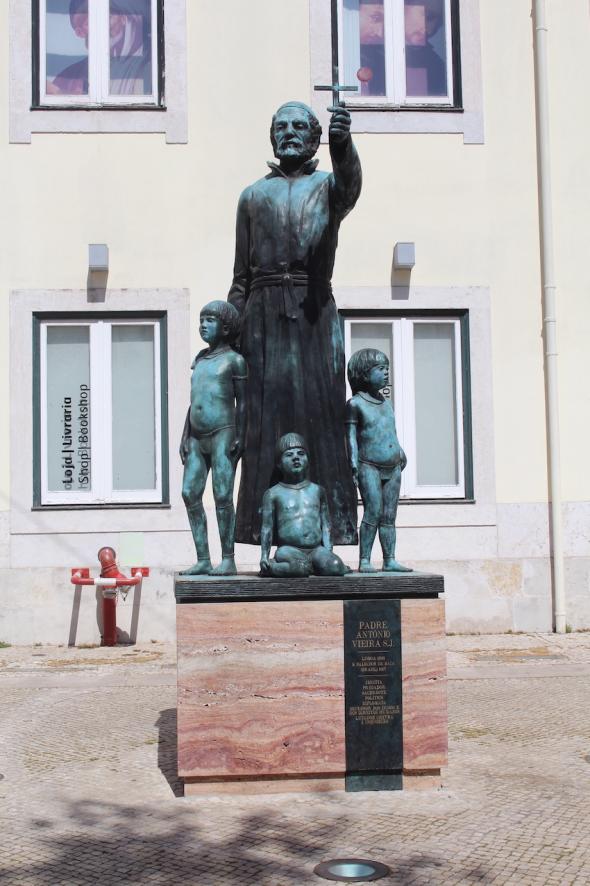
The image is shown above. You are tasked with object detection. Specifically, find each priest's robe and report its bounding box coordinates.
[228,138,362,545]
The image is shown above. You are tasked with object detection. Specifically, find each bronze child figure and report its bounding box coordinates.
[179,301,247,576]
[259,433,349,578]
[346,349,412,573]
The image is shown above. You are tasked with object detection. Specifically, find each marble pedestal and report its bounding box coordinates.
[175,572,447,796]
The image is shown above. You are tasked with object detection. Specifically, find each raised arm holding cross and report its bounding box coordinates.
[314,0,359,144]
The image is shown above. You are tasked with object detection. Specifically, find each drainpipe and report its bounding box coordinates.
[533,0,566,633]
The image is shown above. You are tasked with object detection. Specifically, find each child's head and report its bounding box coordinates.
[275,432,308,464]
[199,300,241,344]
[347,348,389,393]
[275,433,309,478]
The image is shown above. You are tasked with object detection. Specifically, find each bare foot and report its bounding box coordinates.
[179,560,212,576]
[358,560,377,573]
[383,559,413,573]
[209,557,237,576]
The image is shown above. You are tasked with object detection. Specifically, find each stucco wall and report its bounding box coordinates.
[0,0,589,641]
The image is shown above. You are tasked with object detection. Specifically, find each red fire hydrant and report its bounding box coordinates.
[71,548,149,647]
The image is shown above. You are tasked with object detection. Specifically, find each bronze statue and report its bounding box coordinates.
[346,349,412,573]
[260,434,349,578]
[228,101,362,546]
[179,301,247,575]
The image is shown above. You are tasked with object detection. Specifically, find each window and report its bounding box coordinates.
[35,0,162,107]
[34,315,168,505]
[340,0,460,107]
[10,0,186,142]
[343,312,472,499]
[310,0,483,143]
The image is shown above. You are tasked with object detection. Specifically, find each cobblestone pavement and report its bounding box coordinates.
[1,632,590,885]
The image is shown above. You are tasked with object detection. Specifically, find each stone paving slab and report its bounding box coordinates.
[0,634,589,884]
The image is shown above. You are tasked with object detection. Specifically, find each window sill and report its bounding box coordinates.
[357,497,475,506]
[32,104,167,112]
[400,497,475,505]
[32,503,171,511]
[347,103,463,113]
[316,103,483,144]
[12,104,186,143]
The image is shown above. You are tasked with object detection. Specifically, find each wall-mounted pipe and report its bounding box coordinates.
[533,0,566,633]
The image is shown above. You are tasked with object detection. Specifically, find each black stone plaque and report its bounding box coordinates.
[343,598,403,792]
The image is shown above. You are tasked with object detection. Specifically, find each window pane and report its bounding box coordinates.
[404,0,448,97]
[109,0,153,96]
[343,0,387,97]
[350,322,393,399]
[45,0,89,96]
[46,326,91,492]
[111,326,156,490]
[413,323,458,485]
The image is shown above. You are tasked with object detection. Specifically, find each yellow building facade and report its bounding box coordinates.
[1,0,588,642]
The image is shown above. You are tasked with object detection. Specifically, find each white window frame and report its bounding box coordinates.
[344,314,466,499]
[39,317,163,505]
[339,0,455,108]
[39,0,159,107]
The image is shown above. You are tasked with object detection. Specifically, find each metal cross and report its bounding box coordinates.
[314,0,358,107]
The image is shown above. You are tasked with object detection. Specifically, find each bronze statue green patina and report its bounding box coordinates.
[259,433,349,578]
[179,301,247,576]
[228,101,362,546]
[346,349,412,573]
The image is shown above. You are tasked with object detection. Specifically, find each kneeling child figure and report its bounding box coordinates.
[260,434,349,578]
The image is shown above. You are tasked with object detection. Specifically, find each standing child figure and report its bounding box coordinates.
[346,349,412,573]
[179,301,247,576]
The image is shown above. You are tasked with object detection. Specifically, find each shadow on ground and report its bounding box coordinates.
[156,708,183,797]
[4,801,345,885]
[0,797,494,885]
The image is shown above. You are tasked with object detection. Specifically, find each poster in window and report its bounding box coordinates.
[45,0,89,96]
[109,0,153,96]
[46,326,92,492]
[404,0,448,97]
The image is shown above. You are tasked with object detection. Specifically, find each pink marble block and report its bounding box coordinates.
[401,598,447,773]
[177,601,346,779]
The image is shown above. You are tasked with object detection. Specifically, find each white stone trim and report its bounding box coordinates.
[310,0,484,145]
[9,0,188,144]
[9,288,190,539]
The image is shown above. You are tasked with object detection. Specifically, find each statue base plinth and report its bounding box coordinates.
[175,572,447,796]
